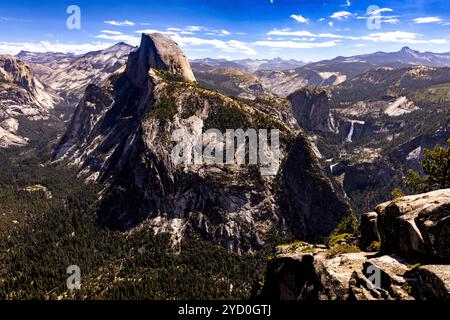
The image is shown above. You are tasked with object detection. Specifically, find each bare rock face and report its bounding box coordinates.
[18,43,135,104]
[376,189,450,262]
[126,33,196,87]
[54,33,350,252]
[281,135,352,242]
[0,55,58,147]
[287,87,336,133]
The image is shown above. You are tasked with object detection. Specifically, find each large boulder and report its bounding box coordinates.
[376,189,450,262]
[359,212,380,250]
[349,255,413,300]
[411,265,450,301]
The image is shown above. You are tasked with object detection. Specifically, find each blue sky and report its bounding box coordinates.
[1,0,450,61]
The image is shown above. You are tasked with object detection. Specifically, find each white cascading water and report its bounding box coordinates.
[346,121,355,142]
[330,163,338,175]
[346,120,365,143]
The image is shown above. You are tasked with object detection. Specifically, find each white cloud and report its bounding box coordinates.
[186,25,207,32]
[96,33,140,45]
[361,31,447,44]
[330,11,353,20]
[0,41,115,55]
[134,28,253,54]
[369,8,393,15]
[290,14,309,24]
[358,15,400,24]
[100,30,123,35]
[267,29,344,39]
[382,18,400,24]
[413,17,442,24]
[104,20,136,26]
[342,1,351,8]
[266,28,447,45]
[318,18,326,22]
[166,26,231,36]
[171,35,256,55]
[254,40,340,49]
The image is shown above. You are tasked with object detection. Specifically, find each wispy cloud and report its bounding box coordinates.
[254,40,340,49]
[266,28,446,45]
[96,33,140,44]
[330,11,353,20]
[358,8,399,25]
[413,17,442,24]
[361,31,447,44]
[100,30,124,35]
[0,41,115,55]
[290,14,309,24]
[342,1,351,8]
[133,29,254,54]
[267,29,344,39]
[104,20,136,26]
[369,8,393,15]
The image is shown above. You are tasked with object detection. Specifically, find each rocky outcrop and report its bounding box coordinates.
[287,87,336,133]
[126,33,196,87]
[260,244,416,300]
[377,189,450,262]
[0,55,58,147]
[54,33,351,251]
[259,189,450,300]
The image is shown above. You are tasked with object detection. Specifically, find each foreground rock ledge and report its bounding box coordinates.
[260,189,450,300]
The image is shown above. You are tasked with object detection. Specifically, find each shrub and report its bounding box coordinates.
[328,233,352,246]
[327,214,358,247]
[391,188,405,199]
[326,244,360,258]
[366,241,381,252]
[333,214,358,236]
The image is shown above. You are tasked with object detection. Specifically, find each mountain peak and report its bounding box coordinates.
[125,32,196,87]
[400,46,418,55]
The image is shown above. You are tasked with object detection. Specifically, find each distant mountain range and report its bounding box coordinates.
[193,47,450,97]
[17,42,135,104]
[191,57,308,72]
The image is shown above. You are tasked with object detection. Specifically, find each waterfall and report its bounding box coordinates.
[330,163,338,175]
[346,120,365,143]
[346,121,355,142]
